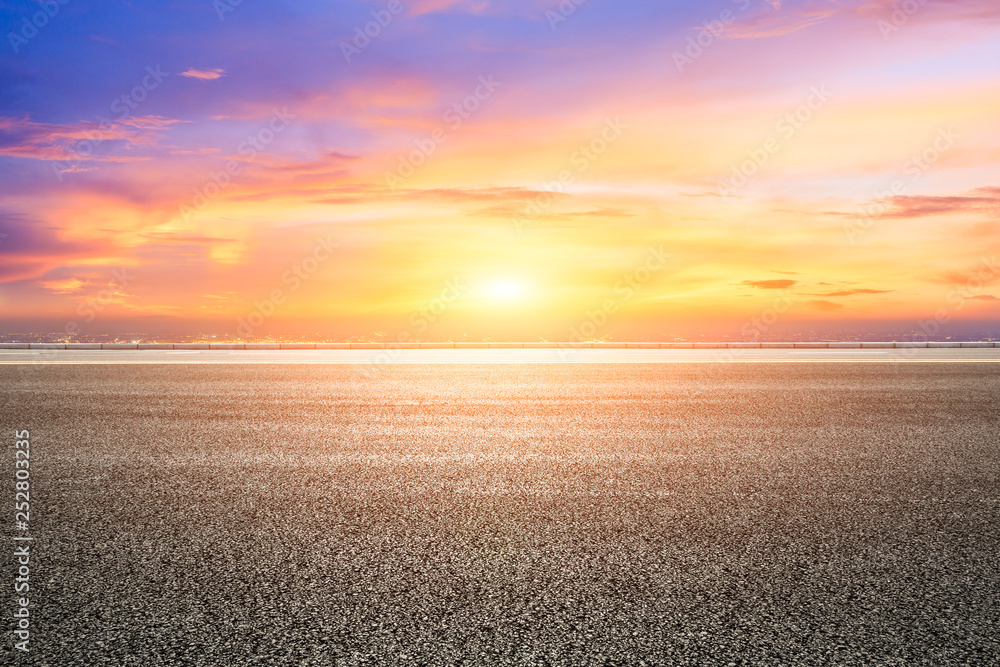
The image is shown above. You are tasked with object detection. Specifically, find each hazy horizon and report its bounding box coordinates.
[2,318,999,344]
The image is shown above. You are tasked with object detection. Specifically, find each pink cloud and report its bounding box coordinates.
[719,0,1000,40]
[743,279,798,289]
[180,68,225,80]
[407,0,554,18]
[879,188,1000,219]
[723,1,840,39]
[39,278,87,294]
[409,0,488,15]
[0,115,185,162]
[855,0,1000,21]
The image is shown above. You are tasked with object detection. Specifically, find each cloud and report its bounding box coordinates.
[120,116,188,131]
[855,0,1000,21]
[0,214,105,284]
[742,279,798,289]
[833,186,1000,221]
[470,206,636,223]
[723,1,839,39]
[39,278,86,294]
[138,233,238,245]
[265,152,360,175]
[322,151,360,162]
[813,288,892,297]
[0,115,184,163]
[180,68,225,80]
[723,0,1000,41]
[408,0,491,16]
[927,266,1000,288]
[300,185,560,210]
[879,188,1000,219]
[406,0,553,17]
[968,295,999,301]
[553,208,635,219]
[402,186,560,204]
[806,299,845,311]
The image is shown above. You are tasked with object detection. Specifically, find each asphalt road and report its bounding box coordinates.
[1,363,999,665]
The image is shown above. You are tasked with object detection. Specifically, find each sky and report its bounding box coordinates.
[1,0,999,341]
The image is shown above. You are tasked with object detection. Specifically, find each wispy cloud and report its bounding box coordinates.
[724,1,839,39]
[39,278,86,294]
[409,0,490,16]
[928,268,1000,287]
[855,0,1000,21]
[0,115,184,162]
[180,68,225,80]
[812,288,893,297]
[743,279,798,289]
[806,299,846,311]
[879,187,1000,219]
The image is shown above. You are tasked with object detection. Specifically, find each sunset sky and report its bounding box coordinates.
[1,0,999,340]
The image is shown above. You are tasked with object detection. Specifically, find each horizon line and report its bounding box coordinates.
[3,341,999,351]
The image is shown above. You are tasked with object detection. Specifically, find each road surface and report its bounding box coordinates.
[1,360,998,665]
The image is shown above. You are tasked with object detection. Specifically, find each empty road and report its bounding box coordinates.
[1,360,998,665]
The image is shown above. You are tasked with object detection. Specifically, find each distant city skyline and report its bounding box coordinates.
[2,321,998,345]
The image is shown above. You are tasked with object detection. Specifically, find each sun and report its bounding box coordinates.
[488,279,527,302]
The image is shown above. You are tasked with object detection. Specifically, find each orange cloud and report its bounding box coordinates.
[38,278,86,294]
[806,299,846,311]
[814,289,893,297]
[743,279,798,289]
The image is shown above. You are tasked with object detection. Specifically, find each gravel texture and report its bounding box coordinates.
[1,363,999,665]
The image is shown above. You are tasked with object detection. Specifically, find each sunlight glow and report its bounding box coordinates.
[488,280,527,302]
